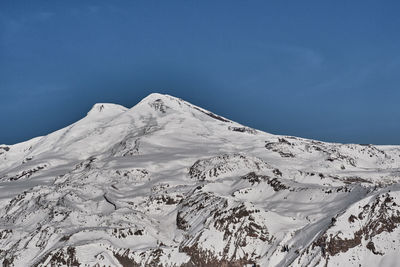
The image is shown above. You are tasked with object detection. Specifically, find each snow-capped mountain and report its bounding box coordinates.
[1,93,400,267]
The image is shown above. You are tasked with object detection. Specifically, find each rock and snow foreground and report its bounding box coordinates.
[1,93,400,267]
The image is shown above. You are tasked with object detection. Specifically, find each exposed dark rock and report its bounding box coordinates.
[366,241,383,255]
[0,146,10,152]
[348,215,357,223]
[149,99,167,113]
[180,244,256,267]
[177,192,271,265]
[35,247,80,267]
[343,177,372,184]
[103,194,117,210]
[8,164,47,181]
[242,172,289,191]
[313,193,400,257]
[192,106,230,123]
[74,157,96,170]
[228,126,257,134]
[2,257,14,267]
[189,154,269,181]
[113,251,141,267]
[264,140,295,158]
[113,248,164,267]
[273,168,282,177]
[177,211,189,230]
[278,138,292,145]
[134,229,143,235]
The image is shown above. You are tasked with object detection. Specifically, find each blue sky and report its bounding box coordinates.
[1,1,400,145]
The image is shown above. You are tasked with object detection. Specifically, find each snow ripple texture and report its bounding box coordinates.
[1,93,400,266]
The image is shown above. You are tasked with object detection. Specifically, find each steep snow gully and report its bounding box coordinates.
[1,93,400,266]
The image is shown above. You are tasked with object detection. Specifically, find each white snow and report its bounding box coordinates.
[0,93,400,266]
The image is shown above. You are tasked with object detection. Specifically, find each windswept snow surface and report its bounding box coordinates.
[1,93,400,266]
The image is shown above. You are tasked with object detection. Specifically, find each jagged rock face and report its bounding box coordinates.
[188,153,272,181]
[265,137,393,169]
[1,93,400,266]
[178,191,273,266]
[296,191,400,266]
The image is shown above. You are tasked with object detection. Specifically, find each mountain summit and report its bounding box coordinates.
[1,93,400,266]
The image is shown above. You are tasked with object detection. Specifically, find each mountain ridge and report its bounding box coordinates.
[0,93,400,266]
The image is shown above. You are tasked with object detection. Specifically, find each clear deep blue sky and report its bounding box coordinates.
[1,1,399,145]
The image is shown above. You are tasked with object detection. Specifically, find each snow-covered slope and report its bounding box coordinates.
[1,93,400,266]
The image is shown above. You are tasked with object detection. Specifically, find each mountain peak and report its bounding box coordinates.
[141,92,169,101]
[86,103,128,117]
[137,93,182,107]
[134,93,233,124]
[1,93,400,266]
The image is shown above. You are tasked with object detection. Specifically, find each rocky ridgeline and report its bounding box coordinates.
[0,93,400,266]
